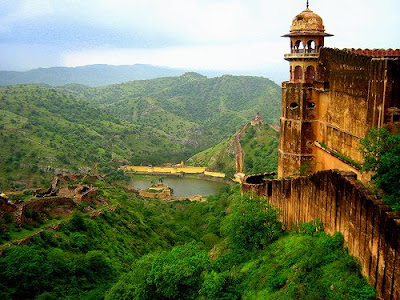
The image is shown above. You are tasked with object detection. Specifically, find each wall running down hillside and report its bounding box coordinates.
[242,170,400,300]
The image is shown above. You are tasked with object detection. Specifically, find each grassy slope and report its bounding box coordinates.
[188,123,279,175]
[188,137,236,175]
[0,183,375,299]
[0,74,280,189]
[64,73,281,149]
[237,232,375,299]
[241,124,279,174]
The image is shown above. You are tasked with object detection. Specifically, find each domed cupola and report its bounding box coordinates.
[290,8,325,34]
[283,2,333,83]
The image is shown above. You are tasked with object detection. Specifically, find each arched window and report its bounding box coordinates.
[294,66,303,82]
[305,66,315,82]
[294,40,302,53]
[307,40,316,53]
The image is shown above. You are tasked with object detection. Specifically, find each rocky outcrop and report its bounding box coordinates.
[20,197,77,225]
[1,175,100,226]
[0,196,17,219]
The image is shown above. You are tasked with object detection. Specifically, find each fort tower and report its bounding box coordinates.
[278,5,400,180]
[278,5,332,177]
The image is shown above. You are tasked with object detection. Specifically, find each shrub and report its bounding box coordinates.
[222,194,282,251]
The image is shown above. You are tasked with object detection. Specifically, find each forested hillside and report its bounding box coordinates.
[0,180,375,299]
[189,122,279,176]
[0,85,189,190]
[241,124,279,174]
[0,74,280,190]
[65,72,281,137]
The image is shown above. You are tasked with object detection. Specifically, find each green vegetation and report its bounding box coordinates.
[361,128,400,211]
[0,180,232,299]
[0,180,375,299]
[241,124,279,174]
[188,137,236,176]
[104,186,374,300]
[189,123,279,175]
[0,74,281,190]
[318,142,361,169]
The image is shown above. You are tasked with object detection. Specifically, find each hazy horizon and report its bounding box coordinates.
[1,0,399,83]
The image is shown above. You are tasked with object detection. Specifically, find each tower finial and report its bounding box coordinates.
[306,0,309,8]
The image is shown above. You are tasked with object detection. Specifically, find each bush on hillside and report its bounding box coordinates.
[361,128,400,211]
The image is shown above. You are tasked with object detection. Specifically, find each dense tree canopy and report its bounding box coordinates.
[361,128,400,211]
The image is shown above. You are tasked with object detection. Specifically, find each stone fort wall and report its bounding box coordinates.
[279,48,400,181]
[242,170,400,300]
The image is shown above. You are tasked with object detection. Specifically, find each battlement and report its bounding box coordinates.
[344,48,400,58]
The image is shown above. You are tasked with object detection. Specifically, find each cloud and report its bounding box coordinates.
[0,0,399,72]
[0,43,62,70]
[0,0,55,33]
[62,41,286,70]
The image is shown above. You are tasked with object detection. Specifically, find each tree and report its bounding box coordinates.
[361,128,400,211]
[105,243,209,300]
[222,194,282,252]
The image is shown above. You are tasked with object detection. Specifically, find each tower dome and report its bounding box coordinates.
[283,8,332,37]
[282,6,333,83]
[290,8,325,34]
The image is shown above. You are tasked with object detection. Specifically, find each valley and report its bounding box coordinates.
[0,73,280,191]
[0,176,375,299]
[0,72,377,299]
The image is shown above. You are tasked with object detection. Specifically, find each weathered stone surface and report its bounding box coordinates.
[242,170,400,300]
[279,48,400,183]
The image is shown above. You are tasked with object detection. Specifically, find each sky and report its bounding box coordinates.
[0,0,399,83]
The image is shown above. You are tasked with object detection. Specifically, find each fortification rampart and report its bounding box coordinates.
[318,48,400,160]
[242,170,400,300]
[279,48,400,179]
[120,165,225,178]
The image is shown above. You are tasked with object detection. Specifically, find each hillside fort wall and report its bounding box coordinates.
[242,171,400,300]
[242,5,400,300]
[278,8,400,181]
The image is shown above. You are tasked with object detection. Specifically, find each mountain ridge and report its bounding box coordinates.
[0,64,186,87]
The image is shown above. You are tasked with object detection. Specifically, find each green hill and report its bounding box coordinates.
[0,74,280,190]
[0,180,375,299]
[189,121,279,176]
[241,123,279,174]
[0,64,185,87]
[188,137,236,176]
[64,72,281,138]
[0,85,194,190]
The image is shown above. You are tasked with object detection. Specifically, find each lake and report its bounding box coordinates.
[129,177,229,197]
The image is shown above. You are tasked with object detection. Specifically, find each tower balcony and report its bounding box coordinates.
[284,50,319,60]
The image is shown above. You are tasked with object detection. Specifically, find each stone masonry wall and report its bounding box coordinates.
[317,49,400,166]
[242,170,400,300]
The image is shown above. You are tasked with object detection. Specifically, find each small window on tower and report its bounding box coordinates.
[307,102,316,110]
[394,114,400,123]
[290,102,299,110]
